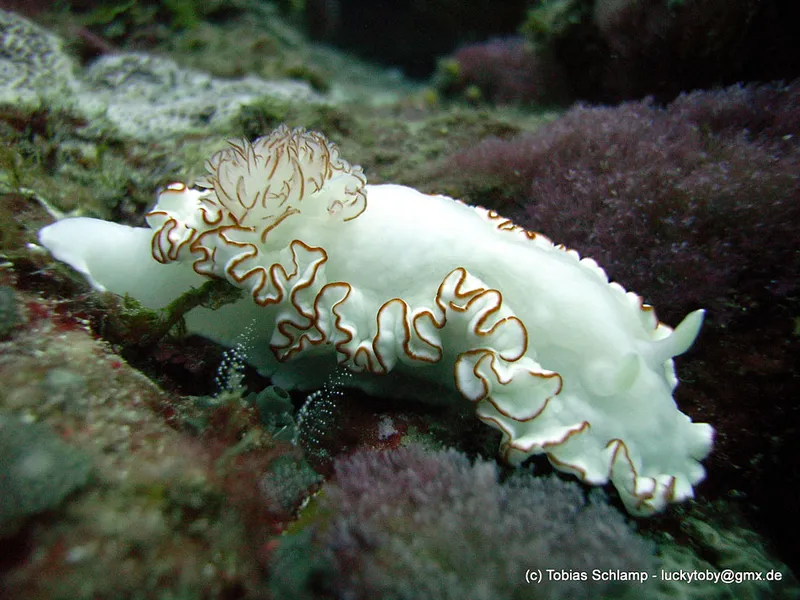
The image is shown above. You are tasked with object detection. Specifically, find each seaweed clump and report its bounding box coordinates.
[447,80,800,325]
[270,445,656,600]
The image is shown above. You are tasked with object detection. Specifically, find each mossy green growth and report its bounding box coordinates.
[236,98,353,141]
[80,0,138,28]
[0,144,25,191]
[236,97,293,139]
[81,0,208,37]
[98,278,243,349]
[147,277,243,339]
[282,64,331,93]
[464,84,483,104]
[433,57,461,90]
[0,106,170,218]
[0,286,20,339]
[161,0,202,30]
[521,0,588,49]
[284,488,329,536]
[275,0,306,16]
[80,0,157,40]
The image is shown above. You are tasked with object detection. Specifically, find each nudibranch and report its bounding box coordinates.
[39,125,713,515]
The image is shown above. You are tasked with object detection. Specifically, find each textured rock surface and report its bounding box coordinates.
[0,9,80,109]
[0,414,91,535]
[81,53,321,140]
[0,9,322,140]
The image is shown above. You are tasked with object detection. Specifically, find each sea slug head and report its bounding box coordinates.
[145,125,368,265]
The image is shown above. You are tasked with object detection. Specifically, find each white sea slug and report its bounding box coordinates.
[38,125,713,515]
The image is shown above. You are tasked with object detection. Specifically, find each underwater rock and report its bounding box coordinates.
[0,9,324,141]
[0,8,81,110]
[0,414,91,536]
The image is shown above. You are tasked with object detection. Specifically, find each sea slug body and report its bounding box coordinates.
[38,126,713,515]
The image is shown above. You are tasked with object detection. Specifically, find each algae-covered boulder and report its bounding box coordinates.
[0,413,92,535]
